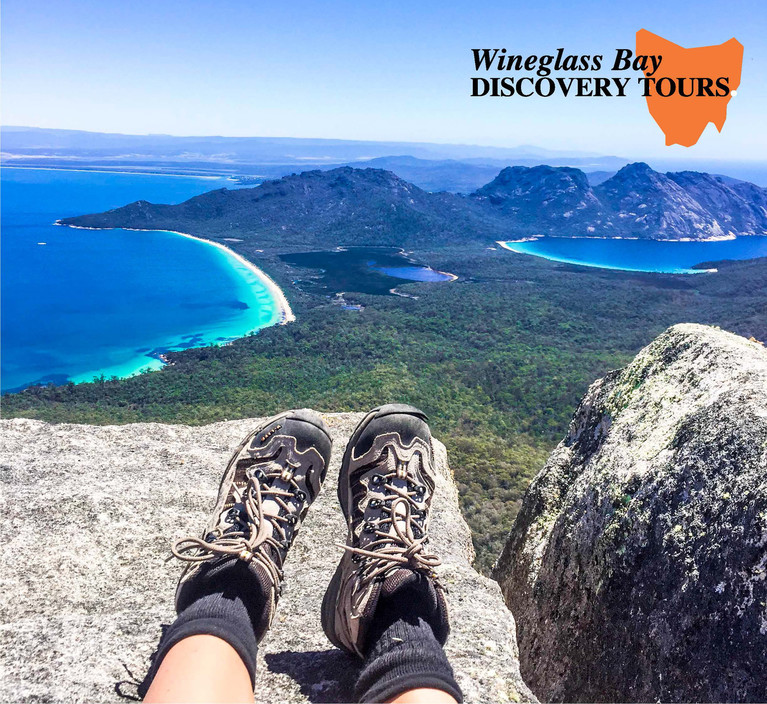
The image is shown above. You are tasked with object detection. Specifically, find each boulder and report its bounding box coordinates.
[0,412,535,703]
[494,324,767,702]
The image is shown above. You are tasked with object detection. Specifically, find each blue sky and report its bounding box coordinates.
[2,0,765,159]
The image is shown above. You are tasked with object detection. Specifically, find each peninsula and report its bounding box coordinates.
[61,162,767,244]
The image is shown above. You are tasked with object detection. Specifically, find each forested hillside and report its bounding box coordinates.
[6,247,765,571]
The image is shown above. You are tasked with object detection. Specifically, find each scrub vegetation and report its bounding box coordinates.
[7,245,765,572]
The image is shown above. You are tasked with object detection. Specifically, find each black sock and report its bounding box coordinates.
[354,584,463,703]
[139,564,264,698]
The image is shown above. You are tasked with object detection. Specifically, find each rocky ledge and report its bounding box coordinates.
[0,413,534,703]
[494,324,767,702]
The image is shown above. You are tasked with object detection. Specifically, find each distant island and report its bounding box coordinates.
[61,162,767,244]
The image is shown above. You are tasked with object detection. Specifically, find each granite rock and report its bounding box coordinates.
[0,412,535,703]
[494,324,767,702]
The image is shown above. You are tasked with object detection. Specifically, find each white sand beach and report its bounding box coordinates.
[56,222,296,324]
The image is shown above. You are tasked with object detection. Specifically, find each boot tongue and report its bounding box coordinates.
[380,568,439,613]
[376,567,450,648]
[381,567,418,596]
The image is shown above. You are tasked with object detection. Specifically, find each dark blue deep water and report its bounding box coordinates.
[1,168,281,392]
[368,264,453,281]
[500,236,767,274]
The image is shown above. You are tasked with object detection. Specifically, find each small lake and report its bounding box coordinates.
[280,247,454,295]
[499,236,767,274]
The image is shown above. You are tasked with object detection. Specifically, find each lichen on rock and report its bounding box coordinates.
[494,323,767,702]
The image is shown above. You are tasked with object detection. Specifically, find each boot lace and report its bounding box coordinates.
[339,464,441,594]
[172,460,303,587]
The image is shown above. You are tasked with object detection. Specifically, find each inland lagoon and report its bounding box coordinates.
[280,247,455,296]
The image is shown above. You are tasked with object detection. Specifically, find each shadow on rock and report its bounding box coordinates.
[265,648,359,703]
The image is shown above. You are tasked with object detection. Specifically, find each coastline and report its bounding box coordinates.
[56,222,296,324]
[501,233,744,243]
[497,240,718,275]
[3,164,228,180]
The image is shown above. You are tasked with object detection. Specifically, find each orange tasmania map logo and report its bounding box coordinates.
[636,29,743,147]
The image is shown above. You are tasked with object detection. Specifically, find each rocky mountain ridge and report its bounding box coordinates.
[62,166,507,248]
[62,163,767,247]
[475,162,767,239]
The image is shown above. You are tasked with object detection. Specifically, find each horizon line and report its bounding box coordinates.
[4,124,767,166]
[0,124,625,159]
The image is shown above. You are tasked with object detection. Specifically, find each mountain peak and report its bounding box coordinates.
[614,161,656,177]
[477,164,590,192]
[472,164,601,226]
[253,165,421,197]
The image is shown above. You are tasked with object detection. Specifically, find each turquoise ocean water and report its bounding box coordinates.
[500,236,767,274]
[1,168,281,392]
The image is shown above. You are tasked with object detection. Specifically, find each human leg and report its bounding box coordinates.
[144,635,252,703]
[322,405,462,703]
[140,410,333,701]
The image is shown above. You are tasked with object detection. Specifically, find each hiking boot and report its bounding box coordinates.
[172,409,332,642]
[322,404,449,657]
